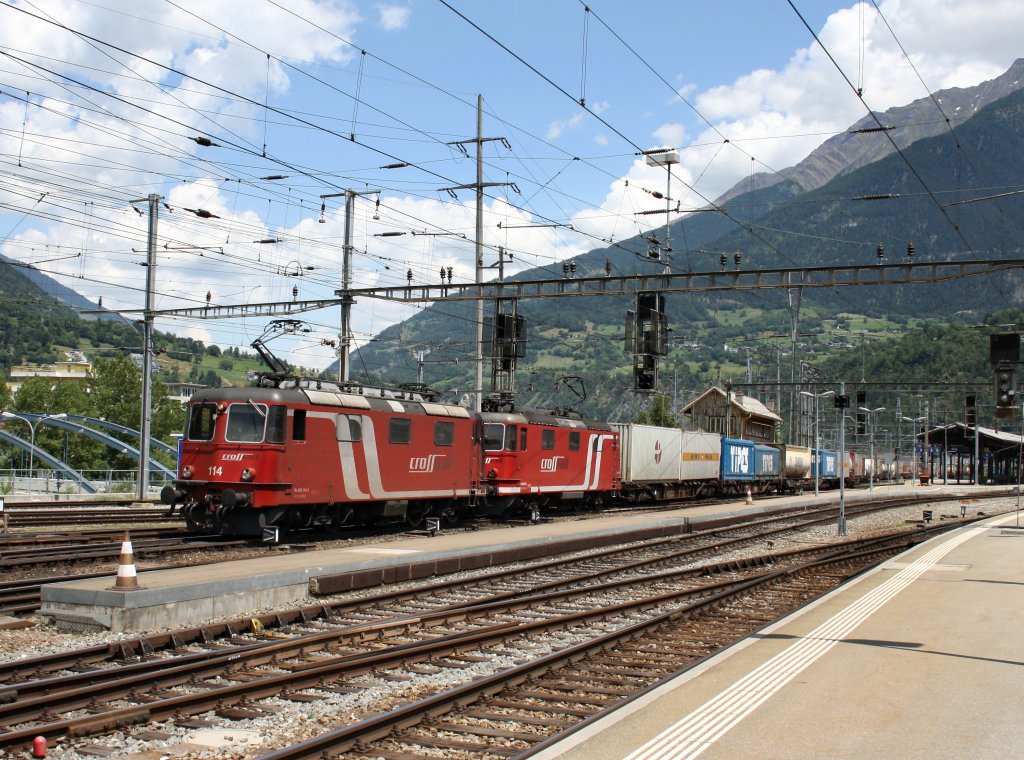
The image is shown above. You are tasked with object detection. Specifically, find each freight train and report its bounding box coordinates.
[160,378,888,537]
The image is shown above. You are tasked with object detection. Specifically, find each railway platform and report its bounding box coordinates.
[38,481,996,633]
[534,508,1024,760]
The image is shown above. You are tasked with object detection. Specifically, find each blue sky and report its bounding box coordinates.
[1,0,1021,371]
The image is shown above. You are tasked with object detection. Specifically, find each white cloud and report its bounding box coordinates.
[651,0,1024,206]
[377,4,411,31]
[652,123,688,150]
[546,112,587,140]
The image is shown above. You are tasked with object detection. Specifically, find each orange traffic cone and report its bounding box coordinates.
[745,487,753,505]
[110,530,143,590]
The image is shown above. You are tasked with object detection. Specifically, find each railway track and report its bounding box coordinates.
[0,492,991,624]
[0,503,975,757]
[0,495,917,620]
[0,533,251,615]
[267,537,909,760]
[1,506,174,528]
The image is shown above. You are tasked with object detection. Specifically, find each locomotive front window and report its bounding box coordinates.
[187,403,217,441]
[225,402,267,443]
[483,423,505,451]
[483,423,518,451]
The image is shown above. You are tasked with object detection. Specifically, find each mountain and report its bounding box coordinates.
[715,58,1024,204]
[344,66,1024,420]
[0,253,129,324]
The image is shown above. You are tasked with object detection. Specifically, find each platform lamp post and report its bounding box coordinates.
[901,415,927,485]
[1016,400,1023,528]
[859,406,886,490]
[1,412,67,495]
[837,382,849,537]
[800,389,834,496]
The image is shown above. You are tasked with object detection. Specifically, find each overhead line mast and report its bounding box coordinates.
[129,193,160,502]
[442,95,513,412]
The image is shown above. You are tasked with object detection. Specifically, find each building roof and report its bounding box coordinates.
[682,386,783,423]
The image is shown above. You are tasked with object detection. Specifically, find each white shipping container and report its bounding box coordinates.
[613,424,683,484]
[679,431,722,481]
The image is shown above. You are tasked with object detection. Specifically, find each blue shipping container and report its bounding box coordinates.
[813,449,839,479]
[721,437,755,481]
[754,444,783,478]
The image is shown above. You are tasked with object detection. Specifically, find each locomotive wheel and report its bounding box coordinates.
[406,504,429,528]
[440,505,460,525]
[325,512,342,534]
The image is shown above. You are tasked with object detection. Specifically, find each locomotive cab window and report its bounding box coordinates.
[434,421,455,446]
[389,417,412,444]
[519,428,527,451]
[541,429,555,450]
[483,423,516,451]
[267,405,287,444]
[187,403,217,441]
[225,402,268,443]
[292,409,306,441]
[569,431,581,451]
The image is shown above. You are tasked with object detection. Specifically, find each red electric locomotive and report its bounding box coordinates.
[161,380,482,536]
[480,409,620,515]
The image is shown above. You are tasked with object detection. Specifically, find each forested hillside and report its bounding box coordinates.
[0,260,271,388]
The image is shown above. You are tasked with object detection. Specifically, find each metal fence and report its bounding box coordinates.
[0,469,172,497]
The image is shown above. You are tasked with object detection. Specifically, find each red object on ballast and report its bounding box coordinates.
[32,735,47,757]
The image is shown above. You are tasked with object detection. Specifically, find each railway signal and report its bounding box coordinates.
[995,365,1017,416]
[990,333,1020,417]
[626,292,668,393]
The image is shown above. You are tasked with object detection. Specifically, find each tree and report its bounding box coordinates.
[634,394,678,427]
[0,369,12,411]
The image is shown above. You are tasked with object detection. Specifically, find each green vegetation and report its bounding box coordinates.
[634,394,678,427]
[2,354,180,474]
